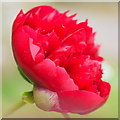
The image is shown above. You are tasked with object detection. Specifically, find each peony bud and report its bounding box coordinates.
[12,5,111,115]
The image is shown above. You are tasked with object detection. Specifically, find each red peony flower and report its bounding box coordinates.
[12,5,111,115]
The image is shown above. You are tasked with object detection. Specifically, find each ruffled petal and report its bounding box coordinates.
[98,80,111,97]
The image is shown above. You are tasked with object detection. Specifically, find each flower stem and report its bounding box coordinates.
[4,91,34,117]
[62,113,71,120]
[4,101,26,117]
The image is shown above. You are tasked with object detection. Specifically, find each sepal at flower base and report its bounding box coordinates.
[22,91,34,104]
[33,87,59,111]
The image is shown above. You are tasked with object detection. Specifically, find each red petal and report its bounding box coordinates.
[37,31,60,56]
[55,90,109,114]
[24,6,60,31]
[32,59,78,91]
[12,10,25,32]
[12,25,44,67]
[98,80,111,97]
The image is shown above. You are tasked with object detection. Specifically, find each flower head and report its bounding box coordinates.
[12,5,111,114]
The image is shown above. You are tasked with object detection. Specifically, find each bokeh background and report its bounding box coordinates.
[0,2,2,119]
[2,2,118,118]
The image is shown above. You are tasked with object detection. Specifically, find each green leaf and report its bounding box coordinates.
[22,91,34,104]
[18,67,33,84]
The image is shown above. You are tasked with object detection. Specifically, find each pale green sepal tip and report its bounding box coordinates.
[22,91,34,104]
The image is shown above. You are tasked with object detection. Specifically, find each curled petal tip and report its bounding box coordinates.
[12,9,25,32]
[85,19,88,24]
[69,13,77,18]
[64,10,70,15]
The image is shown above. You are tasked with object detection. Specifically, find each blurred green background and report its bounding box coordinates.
[2,2,118,118]
[0,2,2,119]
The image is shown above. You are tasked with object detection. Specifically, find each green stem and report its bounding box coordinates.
[4,91,34,117]
[62,113,71,120]
[4,101,26,117]
[4,98,70,119]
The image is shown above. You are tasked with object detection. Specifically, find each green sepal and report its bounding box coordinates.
[18,67,33,84]
[22,91,34,104]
